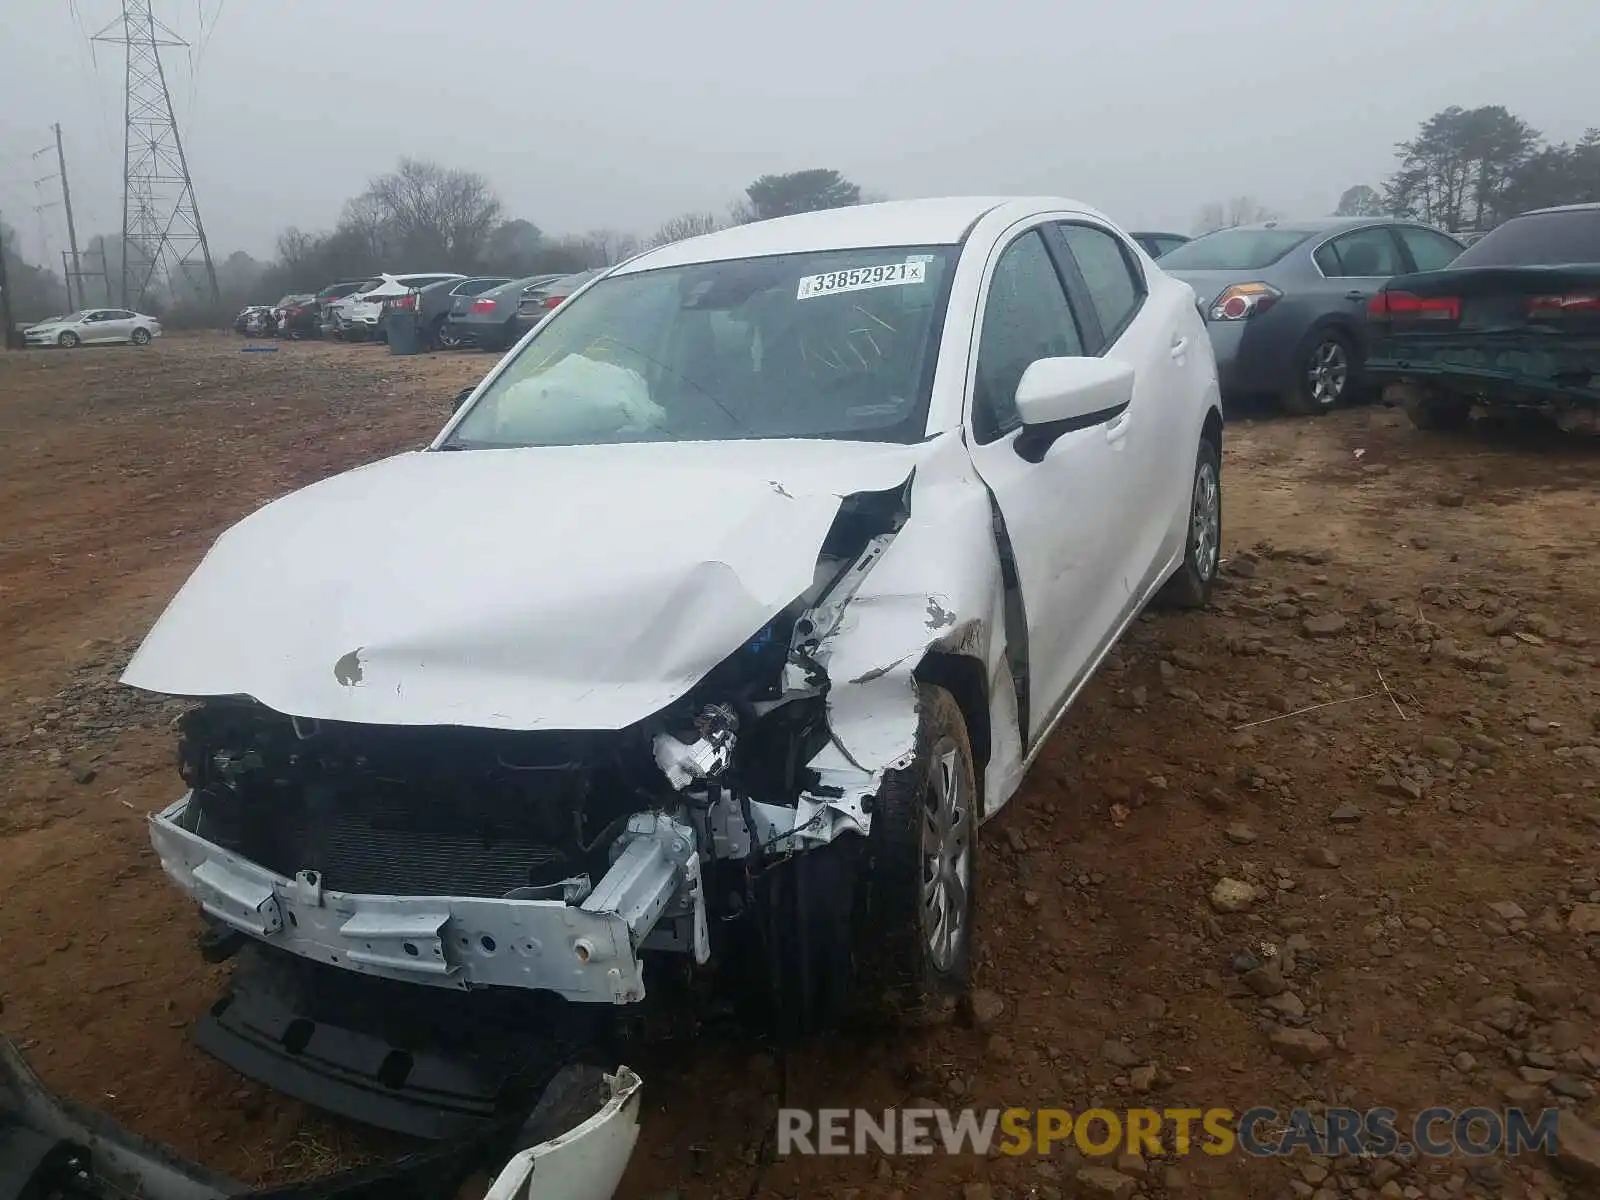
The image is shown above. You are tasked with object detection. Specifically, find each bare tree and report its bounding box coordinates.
[580,228,643,265]
[338,194,392,263]
[648,212,723,248]
[275,227,316,273]
[358,158,504,266]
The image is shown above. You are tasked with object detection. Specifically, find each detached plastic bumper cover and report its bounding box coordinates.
[149,795,648,1002]
[0,1035,642,1200]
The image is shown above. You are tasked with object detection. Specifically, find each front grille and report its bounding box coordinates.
[239,791,573,899]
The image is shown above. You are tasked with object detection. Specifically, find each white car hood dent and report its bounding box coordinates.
[122,439,926,730]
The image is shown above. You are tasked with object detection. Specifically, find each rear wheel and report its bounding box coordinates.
[853,683,976,1025]
[1284,328,1354,415]
[433,318,462,350]
[1159,433,1222,609]
[57,331,79,348]
[130,327,152,345]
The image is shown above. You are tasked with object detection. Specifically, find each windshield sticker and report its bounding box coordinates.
[797,261,927,300]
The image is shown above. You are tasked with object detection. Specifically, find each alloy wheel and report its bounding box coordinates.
[1191,459,1221,581]
[920,737,972,972]
[1307,339,1349,406]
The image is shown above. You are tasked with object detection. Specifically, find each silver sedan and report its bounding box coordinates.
[23,307,163,348]
[1161,218,1464,415]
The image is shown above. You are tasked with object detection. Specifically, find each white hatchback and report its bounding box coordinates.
[23,308,162,348]
[126,197,1224,1030]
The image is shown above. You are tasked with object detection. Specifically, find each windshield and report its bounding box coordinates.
[1159,228,1314,271]
[1450,209,1600,268]
[443,246,957,448]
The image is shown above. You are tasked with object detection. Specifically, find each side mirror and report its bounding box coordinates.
[452,386,475,413]
[1011,357,1135,462]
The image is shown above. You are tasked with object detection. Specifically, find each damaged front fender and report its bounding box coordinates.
[771,433,1023,847]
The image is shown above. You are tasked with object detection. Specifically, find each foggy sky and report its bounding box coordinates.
[4,0,1600,268]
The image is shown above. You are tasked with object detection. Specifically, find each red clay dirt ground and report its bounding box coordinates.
[1,333,1599,1200]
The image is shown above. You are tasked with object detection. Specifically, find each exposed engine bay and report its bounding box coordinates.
[148,482,914,1010]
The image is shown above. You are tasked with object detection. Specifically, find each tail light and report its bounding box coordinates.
[1207,283,1281,322]
[387,295,415,310]
[542,295,566,309]
[470,298,497,313]
[1368,292,1460,321]
[1528,293,1600,316]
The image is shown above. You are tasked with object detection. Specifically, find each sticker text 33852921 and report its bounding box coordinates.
[796,261,927,301]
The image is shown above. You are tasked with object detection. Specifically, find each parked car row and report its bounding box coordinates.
[1157,203,1599,427]
[229,269,607,352]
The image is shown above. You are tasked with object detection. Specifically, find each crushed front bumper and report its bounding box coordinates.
[150,795,707,1003]
[0,1035,642,1200]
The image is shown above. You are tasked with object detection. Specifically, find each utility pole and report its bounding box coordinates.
[92,0,220,309]
[0,208,15,348]
[53,125,83,311]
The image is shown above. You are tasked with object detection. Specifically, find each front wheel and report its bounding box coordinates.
[854,683,976,1025]
[1284,328,1354,415]
[1159,433,1222,609]
[130,327,152,345]
[58,331,79,348]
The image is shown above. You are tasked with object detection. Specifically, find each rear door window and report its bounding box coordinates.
[1395,226,1465,272]
[1317,227,1406,277]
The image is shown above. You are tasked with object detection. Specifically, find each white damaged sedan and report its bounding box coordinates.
[125,197,1223,1031]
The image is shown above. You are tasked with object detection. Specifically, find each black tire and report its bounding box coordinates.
[1159,434,1222,609]
[1403,392,1470,431]
[853,682,976,1025]
[58,331,79,348]
[130,327,152,345]
[1283,327,1355,416]
[431,317,459,350]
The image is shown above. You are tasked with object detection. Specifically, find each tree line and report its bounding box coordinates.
[193,165,864,323]
[1,164,866,324]
[1193,106,1597,237]
[1336,105,1598,231]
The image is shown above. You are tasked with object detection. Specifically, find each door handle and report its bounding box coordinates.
[1104,408,1131,443]
[1170,335,1188,360]
[1345,290,1368,302]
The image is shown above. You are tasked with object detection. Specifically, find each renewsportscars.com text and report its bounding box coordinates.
[776,1106,1559,1158]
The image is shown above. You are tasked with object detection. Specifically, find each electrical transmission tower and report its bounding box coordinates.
[92,0,220,308]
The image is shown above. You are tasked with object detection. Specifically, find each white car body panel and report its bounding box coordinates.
[122,439,926,732]
[483,1066,642,1200]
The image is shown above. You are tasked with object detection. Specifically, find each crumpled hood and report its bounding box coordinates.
[122,439,926,730]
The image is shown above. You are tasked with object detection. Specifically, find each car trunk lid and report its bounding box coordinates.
[1371,265,1600,335]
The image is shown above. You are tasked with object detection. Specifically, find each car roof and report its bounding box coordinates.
[614,196,1060,273]
[1213,217,1392,237]
[1515,202,1600,217]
